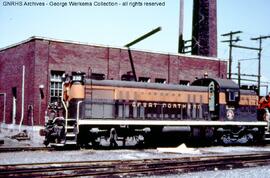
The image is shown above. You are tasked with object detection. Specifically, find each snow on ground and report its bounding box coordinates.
[157,143,201,154]
[0,124,44,147]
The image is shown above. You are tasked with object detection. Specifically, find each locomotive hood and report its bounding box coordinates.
[191,78,239,92]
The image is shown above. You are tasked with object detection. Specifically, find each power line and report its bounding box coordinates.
[251,35,270,96]
[238,58,258,61]
[221,31,242,79]
[222,32,270,96]
[231,73,258,77]
[231,44,260,51]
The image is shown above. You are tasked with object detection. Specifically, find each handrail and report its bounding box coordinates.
[61,82,68,133]
[265,108,270,132]
[77,101,83,134]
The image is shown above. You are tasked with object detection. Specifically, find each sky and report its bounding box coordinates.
[1,0,270,93]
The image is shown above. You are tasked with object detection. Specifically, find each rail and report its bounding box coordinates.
[0,147,54,153]
[0,153,270,177]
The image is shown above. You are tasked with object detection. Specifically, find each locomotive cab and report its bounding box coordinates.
[191,78,265,144]
[192,78,242,121]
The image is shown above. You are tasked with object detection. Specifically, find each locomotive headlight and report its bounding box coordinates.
[226,108,235,120]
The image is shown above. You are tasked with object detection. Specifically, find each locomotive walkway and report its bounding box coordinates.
[1,152,270,177]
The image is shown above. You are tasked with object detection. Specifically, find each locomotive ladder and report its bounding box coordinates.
[65,118,77,145]
[65,100,83,146]
[264,119,270,142]
[263,109,270,142]
[60,82,77,146]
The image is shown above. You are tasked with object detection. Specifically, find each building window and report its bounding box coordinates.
[50,71,64,102]
[179,80,190,86]
[155,78,166,84]
[138,77,151,82]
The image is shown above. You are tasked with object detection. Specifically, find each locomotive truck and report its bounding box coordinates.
[42,72,269,147]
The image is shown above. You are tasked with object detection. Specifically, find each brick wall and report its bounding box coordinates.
[0,41,36,125]
[0,37,226,126]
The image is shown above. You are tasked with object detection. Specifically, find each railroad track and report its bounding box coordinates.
[1,153,270,177]
[0,147,54,153]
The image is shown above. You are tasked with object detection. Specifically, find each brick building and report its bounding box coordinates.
[0,36,227,126]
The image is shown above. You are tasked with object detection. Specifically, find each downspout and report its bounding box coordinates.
[19,65,25,132]
[3,93,6,124]
[0,93,6,123]
[12,93,16,125]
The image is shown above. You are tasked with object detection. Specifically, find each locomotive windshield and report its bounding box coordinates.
[226,90,240,103]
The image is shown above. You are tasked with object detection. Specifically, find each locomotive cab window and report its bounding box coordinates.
[226,90,239,102]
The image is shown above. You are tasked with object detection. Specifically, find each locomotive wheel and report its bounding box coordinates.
[190,127,215,146]
[204,127,215,145]
[219,131,257,145]
[144,127,162,148]
[91,138,100,148]
[220,134,232,145]
[191,127,202,138]
[189,127,203,146]
[109,128,118,148]
[44,140,49,147]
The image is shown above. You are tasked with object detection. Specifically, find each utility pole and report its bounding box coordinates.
[221,31,242,79]
[237,61,241,87]
[251,35,270,96]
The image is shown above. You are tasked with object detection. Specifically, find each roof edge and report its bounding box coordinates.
[0,36,225,62]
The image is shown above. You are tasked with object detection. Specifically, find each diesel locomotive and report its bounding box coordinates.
[42,72,269,147]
